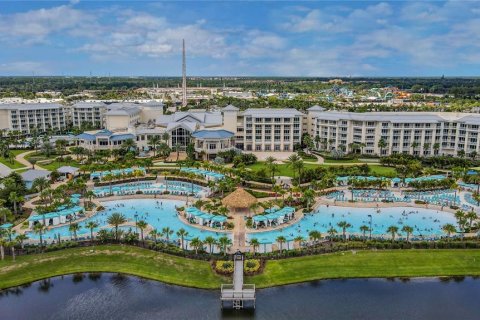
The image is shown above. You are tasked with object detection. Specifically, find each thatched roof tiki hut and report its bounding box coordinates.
[221,188,257,214]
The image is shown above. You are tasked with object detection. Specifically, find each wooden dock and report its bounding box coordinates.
[220,251,256,309]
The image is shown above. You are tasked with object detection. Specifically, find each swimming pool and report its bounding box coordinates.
[93,180,206,197]
[247,205,458,244]
[27,199,230,243]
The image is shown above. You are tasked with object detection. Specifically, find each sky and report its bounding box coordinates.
[0,1,479,77]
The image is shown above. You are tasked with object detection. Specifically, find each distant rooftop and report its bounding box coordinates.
[192,129,235,139]
[242,108,304,117]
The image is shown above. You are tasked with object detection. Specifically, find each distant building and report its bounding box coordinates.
[21,169,51,189]
[0,103,68,134]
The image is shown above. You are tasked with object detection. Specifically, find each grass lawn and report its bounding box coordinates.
[41,158,81,171]
[323,158,363,164]
[0,245,226,290]
[367,165,397,176]
[0,149,28,169]
[249,249,480,288]
[247,162,396,177]
[247,162,321,177]
[2,246,480,290]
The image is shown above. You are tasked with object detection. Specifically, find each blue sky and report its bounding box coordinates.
[0,1,479,76]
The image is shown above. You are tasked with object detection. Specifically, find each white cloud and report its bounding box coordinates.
[0,4,96,44]
[0,61,51,75]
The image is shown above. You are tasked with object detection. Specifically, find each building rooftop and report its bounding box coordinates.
[242,108,304,117]
[192,129,235,139]
[0,103,64,110]
[72,101,107,108]
[106,103,140,116]
[21,169,51,182]
[223,104,239,112]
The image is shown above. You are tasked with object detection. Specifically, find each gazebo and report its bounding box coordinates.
[221,188,257,214]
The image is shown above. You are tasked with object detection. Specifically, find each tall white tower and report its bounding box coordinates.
[182,39,187,107]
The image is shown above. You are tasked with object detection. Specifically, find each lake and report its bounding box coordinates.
[1,274,479,319]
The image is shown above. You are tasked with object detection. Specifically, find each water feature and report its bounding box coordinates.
[248,205,458,244]
[1,274,479,319]
[93,180,206,197]
[27,199,230,243]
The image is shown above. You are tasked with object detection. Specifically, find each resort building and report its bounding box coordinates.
[69,102,480,158]
[20,169,51,189]
[0,103,68,134]
[76,129,136,151]
[72,101,164,130]
[72,101,108,128]
[307,107,480,157]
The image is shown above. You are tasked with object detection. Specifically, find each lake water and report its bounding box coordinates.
[1,274,479,320]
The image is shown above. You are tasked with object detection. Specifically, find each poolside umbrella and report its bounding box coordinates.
[221,188,257,209]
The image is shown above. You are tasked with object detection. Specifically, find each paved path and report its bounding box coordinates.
[232,214,246,253]
[233,258,244,291]
[15,150,47,170]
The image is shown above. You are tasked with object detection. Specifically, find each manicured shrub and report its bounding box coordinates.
[244,259,260,273]
[215,260,234,274]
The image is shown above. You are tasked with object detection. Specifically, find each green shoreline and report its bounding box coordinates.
[1,245,480,290]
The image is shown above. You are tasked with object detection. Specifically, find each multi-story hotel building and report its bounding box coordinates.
[72,101,164,130]
[0,103,68,134]
[307,106,480,157]
[2,101,479,159]
[72,101,108,128]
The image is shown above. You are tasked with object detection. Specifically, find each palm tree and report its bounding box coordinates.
[162,132,170,144]
[249,238,259,255]
[0,207,11,224]
[83,190,95,209]
[122,138,137,154]
[107,212,127,241]
[337,221,352,242]
[149,228,159,243]
[359,225,370,241]
[387,225,399,242]
[377,138,387,156]
[218,236,231,256]
[32,177,50,193]
[85,221,99,242]
[136,220,148,245]
[0,238,5,261]
[265,156,278,185]
[69,223,81,241]
[249,202,261,216]
[294,236,304,250]
[15,234,28,249]
[286,153,302,184]
[276,235,286,252]
[33,223,47,247]
[308,230,321,244]
[148,136,161,157]
[454,210,466,238]
[204,236,217,254]
[442,223,456,241]
[8,191,22,215]
[190,237,203,254]
[161,226,174,242]
[411,141,419,155]
[174,228,188,250]
[401,225,413,242]
[433,142,440,155]
[466,211,478,230]
[327,227,337,240]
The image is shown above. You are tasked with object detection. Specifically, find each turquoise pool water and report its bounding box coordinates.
[27,199,230,243]
[247,205,459,244]
[93,180,205,197]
